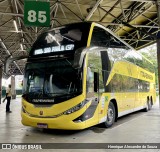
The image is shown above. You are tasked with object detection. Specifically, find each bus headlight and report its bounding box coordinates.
[63,101,86,115]
[21,100,89,118]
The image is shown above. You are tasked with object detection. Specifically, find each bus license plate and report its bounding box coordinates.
[37,123,48,128]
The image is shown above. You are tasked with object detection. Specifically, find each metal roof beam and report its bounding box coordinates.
[101,5,130,11]
[19,18,34,42]
[50,2,57,15]
[75,0,84,19]
[3,41,32,44]
[8,43,16,50]
[0,4,10,21]
[0,37,23,74]
[14,0,25,51]
[0,18,13,28]
[51,3,58,28]
[141,14,158,25]
[85,0,103,21]
[0,12,82,22]
[50,0,90,6]
[112,2,155,33]
[3,33,16,42]
[59,3,69,24]
[60,2,83,21]
[122,39,153,41]
[129,29,159,46]
[0,30,28,33]
[100,0,121,22]
[99,6,157,39]
[0,0,7,4]
[0,12,23,17]
[120,17,158,37]
[124,0,155,2]
[121,17,159,43]
[120,0,127,22]
[130,3,156,23]
[97,22,159,28]
[16,0,24,14]
[127,2,146,22]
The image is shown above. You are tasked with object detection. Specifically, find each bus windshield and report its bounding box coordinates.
[23,59,82,103]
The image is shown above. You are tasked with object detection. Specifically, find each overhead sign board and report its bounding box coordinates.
[24,0,50,27]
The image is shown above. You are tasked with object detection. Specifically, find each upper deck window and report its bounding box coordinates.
[90,26,129,49]
[30,23,90,57]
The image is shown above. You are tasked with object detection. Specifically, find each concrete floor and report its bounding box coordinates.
[0,97,160,152]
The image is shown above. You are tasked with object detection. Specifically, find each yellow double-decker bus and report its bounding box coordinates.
[21,22,156,129]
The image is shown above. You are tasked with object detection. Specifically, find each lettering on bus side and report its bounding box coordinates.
[140,71,153,81]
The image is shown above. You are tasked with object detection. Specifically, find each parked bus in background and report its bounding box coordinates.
[21,22,156,129]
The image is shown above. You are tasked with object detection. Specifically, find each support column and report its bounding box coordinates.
[157,40,160,108]
[11,75,16,99]
[0,66,2,104]
[156,0,160,108]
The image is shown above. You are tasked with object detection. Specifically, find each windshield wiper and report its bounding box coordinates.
[62,35,74,42]
[43,92,68,97]
[56,92,78,97]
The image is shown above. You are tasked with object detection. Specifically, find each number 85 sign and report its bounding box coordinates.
[24,1,50,27]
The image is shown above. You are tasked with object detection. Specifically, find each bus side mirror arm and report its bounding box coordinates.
[73,47,87,69]
[4,55,28,73]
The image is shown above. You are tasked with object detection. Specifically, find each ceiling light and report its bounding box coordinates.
[13,20,18,33]
[20,44,23,51]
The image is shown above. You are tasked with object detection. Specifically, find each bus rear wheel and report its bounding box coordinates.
[104,102,116,128]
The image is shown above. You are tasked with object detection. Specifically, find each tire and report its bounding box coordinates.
[104,102,116,128]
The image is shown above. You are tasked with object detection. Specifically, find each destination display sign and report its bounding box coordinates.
[34,44,75,55]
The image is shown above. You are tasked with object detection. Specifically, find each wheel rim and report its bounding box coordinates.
[107,107,114,123]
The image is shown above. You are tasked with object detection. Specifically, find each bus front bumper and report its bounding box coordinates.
[21,112,86,130]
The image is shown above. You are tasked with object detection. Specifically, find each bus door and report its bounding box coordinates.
[84,67,99,126]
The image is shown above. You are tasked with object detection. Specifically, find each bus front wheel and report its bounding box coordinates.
[104,102,116,128]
